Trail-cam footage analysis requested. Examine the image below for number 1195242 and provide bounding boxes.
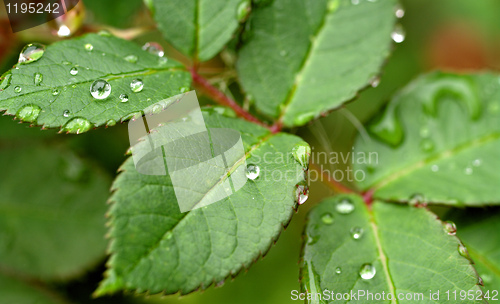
[6,2,60,14]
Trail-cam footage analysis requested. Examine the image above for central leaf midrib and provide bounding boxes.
[370,131,500,193]
[123,130,275,276]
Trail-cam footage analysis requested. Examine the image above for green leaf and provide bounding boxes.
[148,0,244,62]
[96,110,308,295]
[237,0,396,127]
[0,273,65,304]
[446,208,500,301]
[82,0,144,28]
[0,33,191,133]
[301,195,485,303]
[0,145,110,280]
[354,72,500,206]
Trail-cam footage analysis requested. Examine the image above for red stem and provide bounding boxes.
[362,188,375,207]
[190,67,276,131]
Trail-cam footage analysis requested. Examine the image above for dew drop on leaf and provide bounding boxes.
[52,88,60,96]
[335,267,342,274]
[70,67,79,76]
[420,139,435,152]
[359,263,376,280]
[458,244,473,261]
[408,193,425,206]
[62,117,92,134]
[335,198,355,214]
[106,119,117,127]
[431,165,439,172]
[350,226,364,240]
[119,94,129,103]
[295,182,309,205]
[246,164,260,180]
[180,86,189,93]
[351,0,360,5]
[18,43,45,64]
[394,4,405,18]
[34,72,43,86]
[391,25,406,43]
[16,105,41,122]
[443,221,457,236]
[0,73,12,90]
[98,30,112,37]
[321,213,334,225]
[142,42,164,57]
[124,55,138,63]
[63,110,70,117]
[14,86,22,93]
[370,76,380,88]
[85,43,93,51]
[327,0,340,12]
[464,167,473,175]
[158,57,168,66]
[90,79,111,99]
[130,79,144,93]
[292,142,311,169]
[236,0,251,22]
[472,159,482,167]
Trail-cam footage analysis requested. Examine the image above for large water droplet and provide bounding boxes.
[295,182,309,205]
[16,105,41,122]
[63,110,70,118]
[85,43,93,51]
[335,267,342,274]
[130,79,144,93]
[359,264,376,280]
[14,86,22,93]
[458,244,473,261]
[237,0,251,22]
[246,164,260,180]
[391,25,406,43]
[142,42,164,57]
[119,94,129,103]
[292,142,311,170]
[62,117,92,134]
[0,73,12,90]
[34,72,43,86]
[124,54,138,63]
[350,227,364,240]
[336,198,355,214]
[394,4,405,18]
[18,43,45,64]
[443,221,457,236]
[70,67,79,76]
[321,213,334,225]
[90,79,111,99]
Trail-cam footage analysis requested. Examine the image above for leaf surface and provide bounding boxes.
[301,195,485,303]
[0,33,190,133]
[96,109,308,295]
[0,273,64,304]
[354,72,500,206]
[237,0,396,126]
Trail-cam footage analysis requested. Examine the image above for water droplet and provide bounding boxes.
[246,164,260,180]
[0,73,12,90]
[420,139,435,152]
[158,57,168,66]
[394,4,405,18]
[409,193,425,206]
[335,267,342,274]
[70,67,78,76]
[321,213,334,225]
[98,30,112,37]
[123,111,143,121]
[57,25,71,37]
[63,110,70,117]
[328,0,340,12]
[280,50,287,57]
[431,164,439,172]
[52,88,60,96]
[359,264,376,280]
[180,86,189,93]
[369,105,403,147]
[16,105,41,122]
[370,76,380,88]
[90,79,111,99]
[62,117,92,134]
[295,182,309,205]
[29,74,42,88]
[130,79,144,93]
[142,42,164,57]
[335,198,355,214]
[14,86,22,93]
[443,221,457,236]
[237,0,251,22]
[391,25,406,43]
[351,0,360,5]
[292,142,311,169]
[211,106,236,117]
[350,227,364,240]
[85,43,93,51]
[18,43,45,64]
[106,119,117,127]
[124,54,138,63]
[472,159,482,167]
[458,244,473,261]
[465,167,473,175]
[119,94,129,103]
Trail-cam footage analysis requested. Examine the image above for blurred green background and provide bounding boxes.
[1,0,500,303]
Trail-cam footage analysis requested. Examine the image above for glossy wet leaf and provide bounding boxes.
[0,146,110,279]
[148,0,242,62]
[446,208,500,300]
[82,0,144,28]
[301,195,485,303]
[0,273,64,304]
[96,110,308,295]
[355,73,500,206]
[0,33,190,133]
[237,0,396,127]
